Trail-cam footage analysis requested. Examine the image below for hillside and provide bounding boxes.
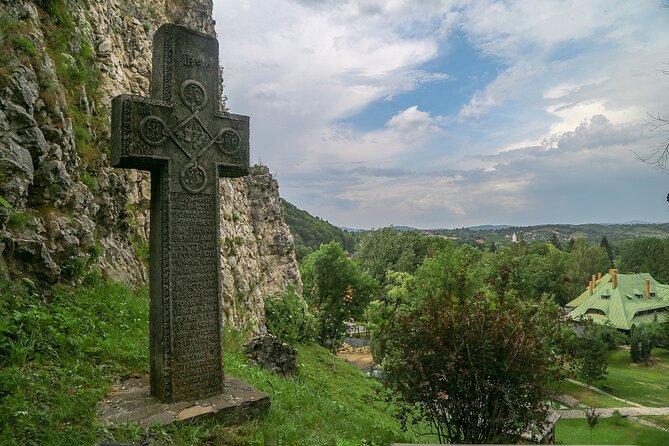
[414,222,669,247]
[282,199,356,259]
[0,279,416,445]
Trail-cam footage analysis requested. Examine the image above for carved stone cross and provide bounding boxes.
[111,24,249,402]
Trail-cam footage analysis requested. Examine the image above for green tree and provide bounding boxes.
[300,242,379,350]
[630,324,654,364]
[355,228,449,286]
[618,238,669,283]
[565,238,611,299]
[264,286,318,345]
[576,336,608,386]
[599,235,615,266]
[380,291,564,444]
[549,232,562,250]
[585,406,600,444]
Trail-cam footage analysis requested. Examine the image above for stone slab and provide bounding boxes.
[98,375,269,427]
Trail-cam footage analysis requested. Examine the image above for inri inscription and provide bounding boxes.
[110,24,250,402]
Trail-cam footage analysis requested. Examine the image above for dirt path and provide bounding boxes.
[337,351,375,370]
[337,344,375,372]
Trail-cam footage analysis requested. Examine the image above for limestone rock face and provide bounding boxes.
[0,0,301,334]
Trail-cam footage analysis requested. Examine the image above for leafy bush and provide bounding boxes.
[630,324,654,364]
[380,291,564,444]
[301,242,379,350]
[264,286,317,345]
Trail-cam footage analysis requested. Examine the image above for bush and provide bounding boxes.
[265,286,317,345]
[380,292,564,444]
[630,324,653,364]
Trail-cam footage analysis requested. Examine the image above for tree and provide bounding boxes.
[585,406,600,444]
[379,277,564,443]
[630,324,654,364]
[264,286,317,345]
[549,232,562,250]
[565,238,611,299]
[300,242,379,350]
[576,337,608,386]
[618,238,669,283]
[599,235,615,266]
[355,228,449,286]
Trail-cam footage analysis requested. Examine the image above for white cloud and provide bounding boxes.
[214,0,669,228]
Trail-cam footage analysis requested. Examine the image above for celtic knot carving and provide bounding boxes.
[136,79,241,193]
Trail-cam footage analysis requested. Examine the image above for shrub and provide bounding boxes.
[265,286,317,345]
[380,292,564,444]
[630,324,653,364]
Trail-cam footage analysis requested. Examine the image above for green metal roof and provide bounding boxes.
[567,273,669,331]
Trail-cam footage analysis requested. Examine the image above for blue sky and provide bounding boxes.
[214,0,669,229]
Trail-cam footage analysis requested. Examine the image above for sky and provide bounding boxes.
[213,0,669,229]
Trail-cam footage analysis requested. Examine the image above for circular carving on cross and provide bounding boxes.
[180,162,207,193]
[180,80,208,111]
[215,128,241,154]
[139,116,167,145]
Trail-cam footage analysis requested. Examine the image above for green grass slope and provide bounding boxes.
[598,348,669,407]
[0,279,414,445]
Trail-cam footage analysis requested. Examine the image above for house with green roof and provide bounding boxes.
[566,270,669,331]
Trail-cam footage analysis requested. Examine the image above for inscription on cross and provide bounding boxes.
[111,24,250,402]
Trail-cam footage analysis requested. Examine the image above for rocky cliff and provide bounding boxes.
[0,0,301,333]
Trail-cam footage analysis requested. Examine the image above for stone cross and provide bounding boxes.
[111,24,249,402]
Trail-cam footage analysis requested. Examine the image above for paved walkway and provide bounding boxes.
[559,406,669,419]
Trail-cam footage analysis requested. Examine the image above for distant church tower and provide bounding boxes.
[512,232,518,243]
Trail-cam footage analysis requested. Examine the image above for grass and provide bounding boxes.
[548,379,626,408]
[0,278,419,445]
[596,348,669,407]
[638,415,669,430]
[0,279,148,445]
[556,417,669,445]
[550,347,669,409]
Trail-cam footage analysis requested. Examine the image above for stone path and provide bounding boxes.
[558,406,669,419]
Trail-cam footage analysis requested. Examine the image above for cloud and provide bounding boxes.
[214,0,669,228]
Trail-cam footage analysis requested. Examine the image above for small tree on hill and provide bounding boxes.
[630,324,654,364]
[300,242,379,351]
[585,406,600,444]
[380,290,564,444]
[549,232,562,250]
[599,235,615,266]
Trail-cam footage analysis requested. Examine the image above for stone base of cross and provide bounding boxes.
[111,24,249,403]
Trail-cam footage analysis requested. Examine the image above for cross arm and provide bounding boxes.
[214,112,250,179]
[111,95,172,171]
